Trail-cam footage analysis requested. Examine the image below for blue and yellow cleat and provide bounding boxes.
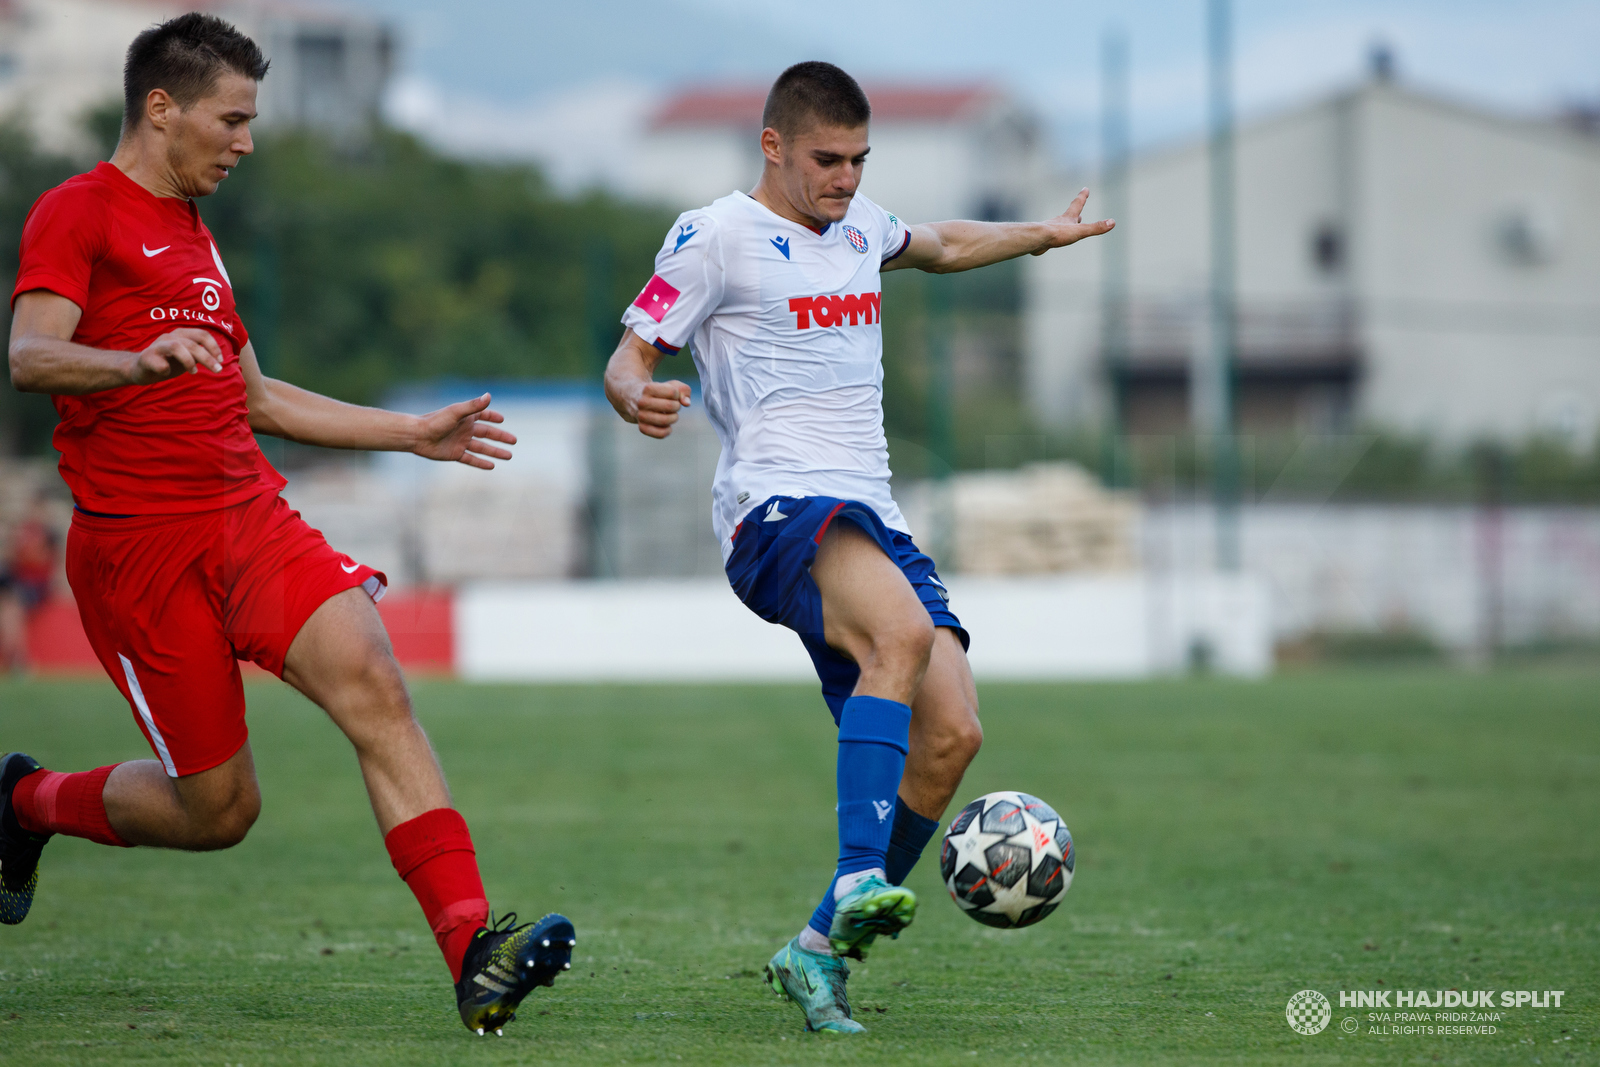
[828,874,916,960]
[0,753,50,926]
[455,912,575,1035]
[765,936,865,1034]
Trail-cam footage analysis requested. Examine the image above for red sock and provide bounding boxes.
[12,765,130,847]
[384,808,490,982]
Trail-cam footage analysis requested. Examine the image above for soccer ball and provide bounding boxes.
[940,791,1074,928]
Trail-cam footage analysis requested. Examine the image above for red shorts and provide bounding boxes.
[66,491,386,777]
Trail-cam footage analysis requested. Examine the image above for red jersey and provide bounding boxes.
[12,161,285,515]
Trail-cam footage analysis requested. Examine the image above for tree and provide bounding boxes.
[0,120,676,455]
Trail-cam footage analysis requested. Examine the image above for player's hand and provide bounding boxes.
[1031,188,1115,254]
[130,328,225,383]
[627,380,692,439]
[412,393,517,469]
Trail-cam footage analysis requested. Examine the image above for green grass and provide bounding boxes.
[1,670,1596,1065]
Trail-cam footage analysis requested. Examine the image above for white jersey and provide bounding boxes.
[621,190,914,559]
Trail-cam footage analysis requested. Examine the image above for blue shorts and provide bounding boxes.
[725,496,968,723]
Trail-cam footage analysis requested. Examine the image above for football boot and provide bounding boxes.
[455,911,575,1035]
[827,874,916,960]
[764,936,864,1034]
[0,753,50,926]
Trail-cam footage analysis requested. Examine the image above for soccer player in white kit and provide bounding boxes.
[606,62,1111,1033]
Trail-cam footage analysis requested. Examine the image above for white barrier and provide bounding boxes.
[457,572,1272,682]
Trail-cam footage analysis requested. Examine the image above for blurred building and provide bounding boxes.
[1025,71,1600,448]
[291,383,727,587]
[634,83,1042,222]
[0,0,393,156]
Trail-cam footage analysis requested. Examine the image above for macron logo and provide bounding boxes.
[873,800,893,823]
[789,292,881,330]
[770,236,790,259]
[763,501,788,522]
[142,244,170,257]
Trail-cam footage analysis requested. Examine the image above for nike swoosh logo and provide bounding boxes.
[341,562,360,573]
[142,244,170,257]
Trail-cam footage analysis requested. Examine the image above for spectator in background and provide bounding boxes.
[0,494,60,672]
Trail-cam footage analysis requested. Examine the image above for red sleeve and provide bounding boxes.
[12,185,106,310]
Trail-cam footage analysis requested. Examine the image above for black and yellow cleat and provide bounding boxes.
[0,753,51,926]
[455,911,575,1035]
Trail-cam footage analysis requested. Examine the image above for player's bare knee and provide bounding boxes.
[954,715,983,763]
[187,790,261,851]
[926,714,982,766]
[342,642,412,719]
[874,614,935,677]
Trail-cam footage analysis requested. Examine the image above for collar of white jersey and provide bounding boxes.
[735,190,840,237]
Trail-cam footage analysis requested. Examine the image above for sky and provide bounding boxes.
[351,0,1600,191]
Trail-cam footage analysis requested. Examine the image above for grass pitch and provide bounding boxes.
[0,669,1595,1065]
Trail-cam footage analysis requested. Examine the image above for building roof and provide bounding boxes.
[650,83,1003,130]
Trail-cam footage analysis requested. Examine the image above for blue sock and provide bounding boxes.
[885,798,940,885]
[806,695,911,938]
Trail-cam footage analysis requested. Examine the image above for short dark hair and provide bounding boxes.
[123,13,269,132]
[762,61,870,139]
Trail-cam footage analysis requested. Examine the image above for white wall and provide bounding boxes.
[1145,503,1600,651]
[455,573,1273,682]
[0,0,389,155]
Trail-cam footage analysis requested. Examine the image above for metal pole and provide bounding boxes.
[1206,0,1241,571]
[251,215,283,472]
[928,274,955,478]
[1100,27,1131,489]
[926,273,955,564]
[251,219,281,379]
[586,241,618,578]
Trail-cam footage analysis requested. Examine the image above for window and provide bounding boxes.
[1311,223,1344,274]
[295,33,346,127]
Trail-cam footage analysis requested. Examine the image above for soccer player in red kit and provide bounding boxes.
[0,14,570,1036]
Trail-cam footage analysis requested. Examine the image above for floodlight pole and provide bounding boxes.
[1099,27,1131,489]
[1206,0,1241,571]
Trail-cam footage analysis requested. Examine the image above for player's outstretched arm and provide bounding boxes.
[239,343,516,468]
[9,290,225,395]
[604,328,691,440]
[883,188,1114,275]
